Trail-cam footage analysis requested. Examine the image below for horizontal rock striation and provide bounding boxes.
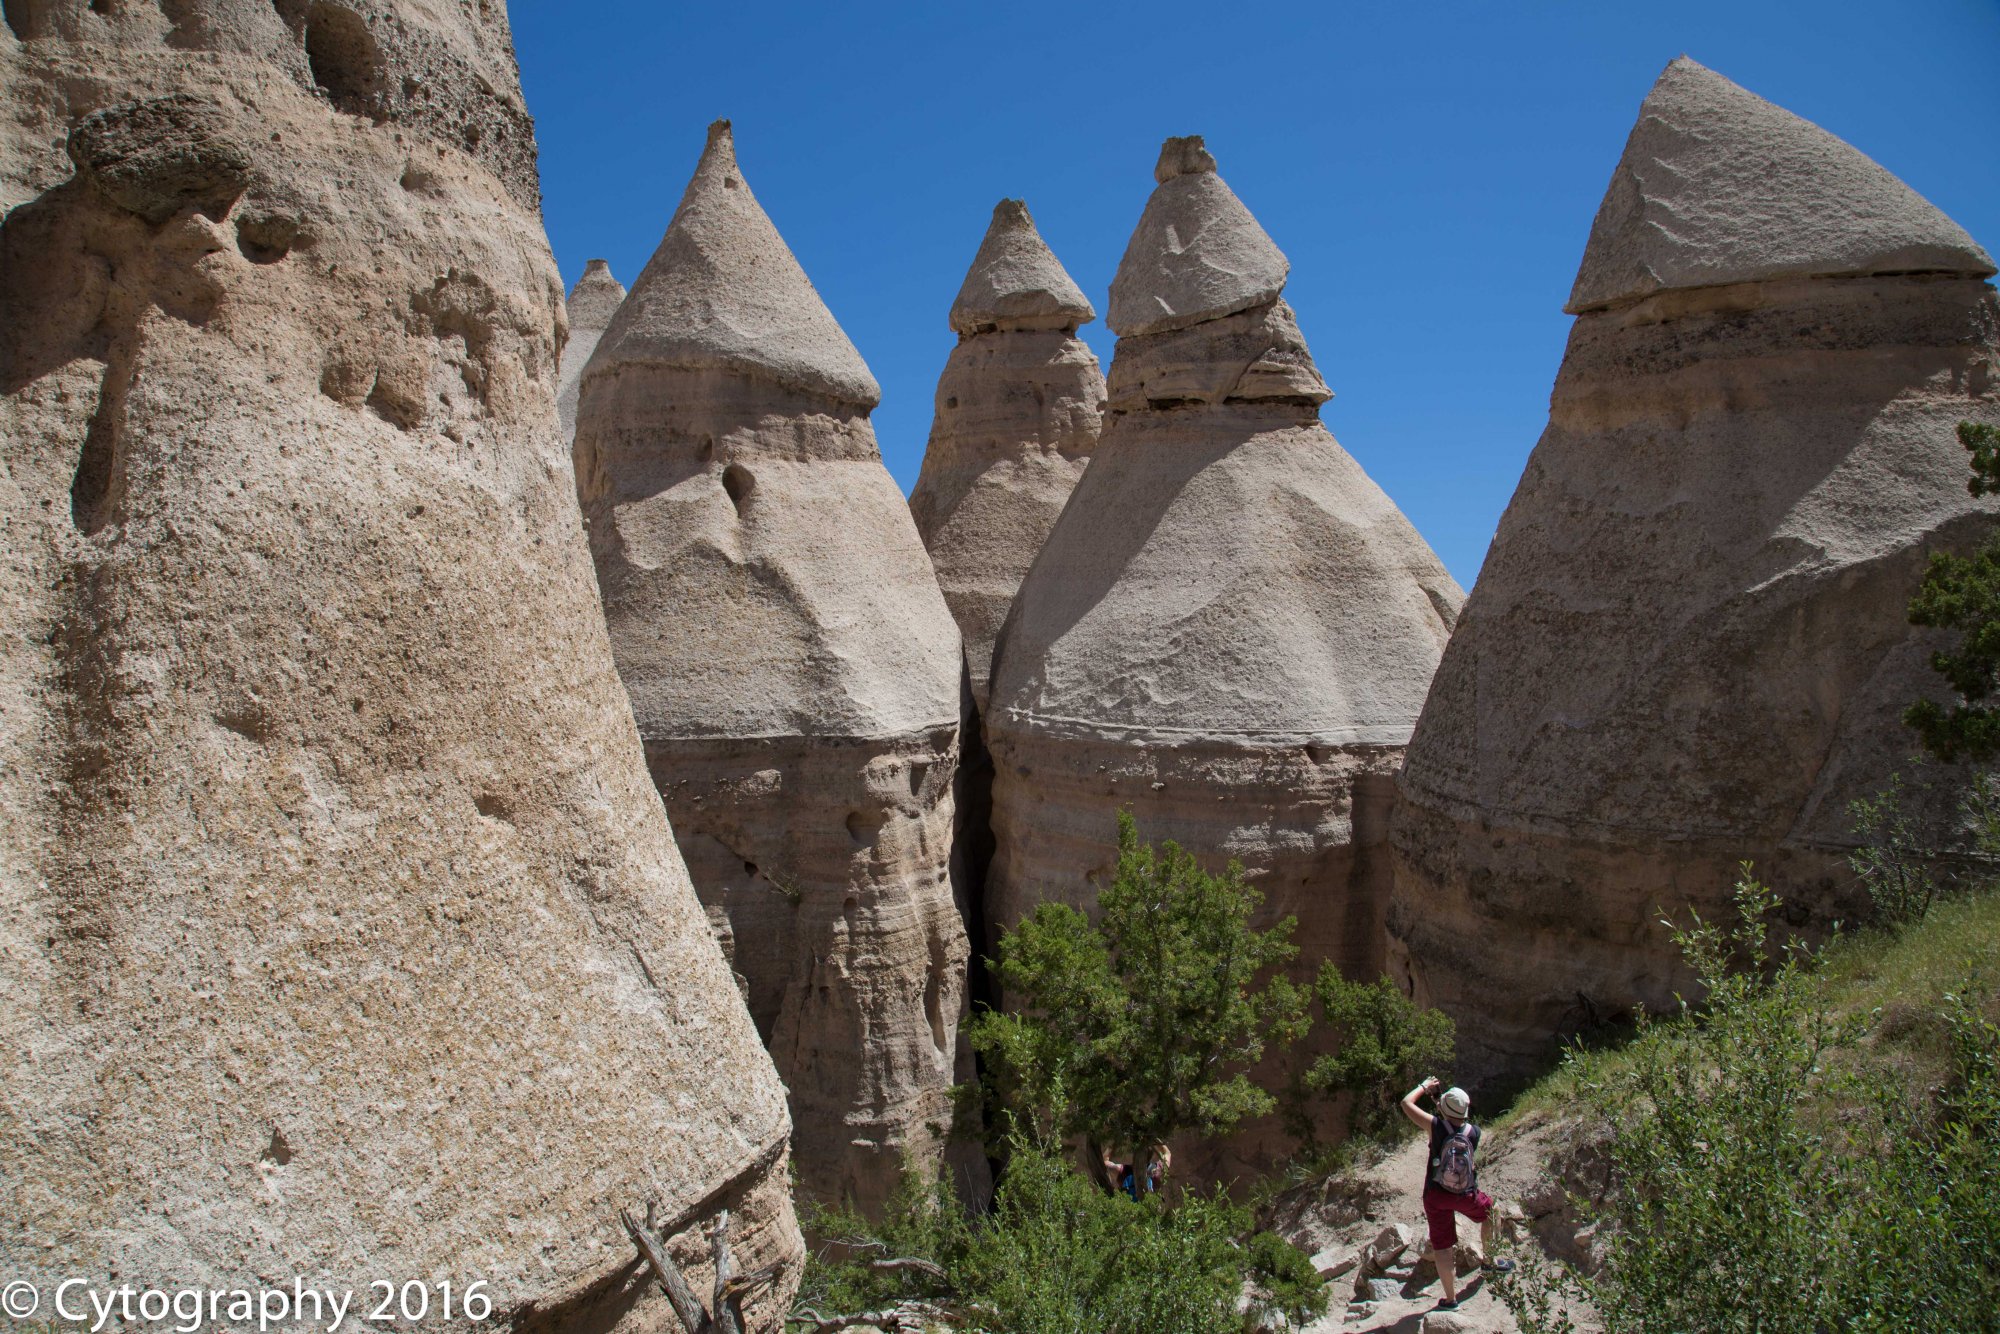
[1389,58,2000,1083]
[577,122,968,1214]
[986,137,1463,1180]
[0,6,799,1330]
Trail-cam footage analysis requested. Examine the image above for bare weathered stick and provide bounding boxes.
[709,1210,743,1334]
[621,1207,710,1334]
[788,1301,959,1332]
[861,1257,948,1282]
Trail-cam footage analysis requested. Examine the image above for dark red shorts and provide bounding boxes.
[1422,1184,1493,1251]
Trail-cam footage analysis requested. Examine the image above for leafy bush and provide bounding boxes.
[1294,969,1454,1147]
[1848,768,2000,927]
[794,1143,1328,1334]
[1499,870,2000,1334]
[964,810,1308,1156]
[1904,421,2000,764]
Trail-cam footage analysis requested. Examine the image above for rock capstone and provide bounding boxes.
[576,121,969,1214]
[0,7,799,1330]
[1390,58,2000,1082]
[1105,135,1290,337]
[1567,57,1993,312]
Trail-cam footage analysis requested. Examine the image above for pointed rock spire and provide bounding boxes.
[916,200,1105,710]
[591,120,880,406]
[948,199,1095,335]
[566,257,625,327]
[1567,57,1995,313]
[1106,135,1289,337]
[1395,60,2000,1083]
[983,138,1463,1181]
[556,258,625,438]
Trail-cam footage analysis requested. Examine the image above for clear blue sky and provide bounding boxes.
[514,0,2000,590]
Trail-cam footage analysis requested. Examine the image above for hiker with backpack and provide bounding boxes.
[1400,1075,1514,1311]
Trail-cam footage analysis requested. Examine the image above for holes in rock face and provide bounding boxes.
[262,1126,293,1166]
[907,761,928,798]
[235,212,302,264]
[474,793,512,820]
[698,436,715,462]
[721,463,754,513]
[742,860,757,877]
[1,0,25,38]
[844,811,874,846]
[303,3,386,120]
[88,0,113,13]
[944,396,958,410]
[842,894,858,911]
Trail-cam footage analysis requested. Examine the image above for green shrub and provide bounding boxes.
[1499,871,2000,1334]
[1904,421,2000,764]
[794,1143,1328,1333]
[1294,969,1454,1147]
[964,810,1308,1156]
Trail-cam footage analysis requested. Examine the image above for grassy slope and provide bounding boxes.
[1492,888,2000,1136]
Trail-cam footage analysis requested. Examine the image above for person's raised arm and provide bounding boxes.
[1400,1075,1441,1131]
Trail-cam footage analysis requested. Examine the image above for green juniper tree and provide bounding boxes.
[964,810,1309,1159]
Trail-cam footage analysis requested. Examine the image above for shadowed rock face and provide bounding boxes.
[0,5,800,1330]
[911,199,1105,712]
[576,121,967,1214]
[984,138,1462,1180]
[1390,58,2000,1085]
[558,258,625,439]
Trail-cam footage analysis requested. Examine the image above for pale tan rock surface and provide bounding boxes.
[1390,59,2000,1082]
[0,6,802,1330]
[985,138,1463,1178]
[557,257,626,440]
[912,199,1105,711]
[576,122,968,1214]
[1568,57,1994,313]
[1105,135,1289,338]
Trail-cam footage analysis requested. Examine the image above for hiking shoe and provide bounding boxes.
[1485,1257,1517,1275]
[1435,1299,1459,1311]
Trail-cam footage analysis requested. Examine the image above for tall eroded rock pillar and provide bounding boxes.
[575,121,968,1213]
[558,257,626,439]
[985,137,1464,1176]
[0,6,799,1327]
[911,198,1104,711]
[1389,58,2000,1082]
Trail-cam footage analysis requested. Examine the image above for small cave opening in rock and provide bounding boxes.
[303,3,386,121]
[1,0,34,38]
[720,463,755,513]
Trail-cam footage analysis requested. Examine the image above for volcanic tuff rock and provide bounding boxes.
[557,257,626,439]
[576,121,968,1213]
[0,3,801,1329]
[1390,58,2000,1081]
[912,198,1105,711]
[984,137,1463,1179]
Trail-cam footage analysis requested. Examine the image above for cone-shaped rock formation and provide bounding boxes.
[985,138,1464,1179]
[1391,58,2000,1082]
[912,199,1105,710]
[576,121,968,1213]
[0,9,798,1328]
[558,257,626,438]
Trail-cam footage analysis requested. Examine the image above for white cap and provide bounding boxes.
[1440,1086,1470,1119]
